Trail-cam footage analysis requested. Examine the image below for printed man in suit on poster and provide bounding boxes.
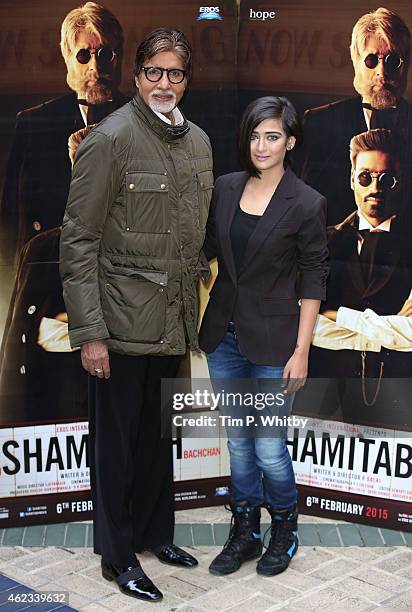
[0,2,128,424]
[304,128,412,429]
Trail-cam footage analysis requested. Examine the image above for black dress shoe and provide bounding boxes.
[101,558,163,602]
[151,544,198,567]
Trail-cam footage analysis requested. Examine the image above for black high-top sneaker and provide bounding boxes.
[256,506,298,576]
[209,501,263,575]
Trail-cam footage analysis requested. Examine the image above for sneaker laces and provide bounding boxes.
[221,505,254,556]
[263,519,293,554]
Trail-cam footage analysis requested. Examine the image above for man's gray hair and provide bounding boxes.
[134,28,192,81]
[350,7,411,69]
[60,1,124,62]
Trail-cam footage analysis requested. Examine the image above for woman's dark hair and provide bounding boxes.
[238,96,302,177]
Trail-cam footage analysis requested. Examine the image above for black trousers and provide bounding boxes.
[88,350,182,566]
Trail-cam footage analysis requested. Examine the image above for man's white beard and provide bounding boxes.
[85,80,113,104]
[368,86,398,109]
[148,91,177,115]
[68,74,113,103]
[354,75,399,109]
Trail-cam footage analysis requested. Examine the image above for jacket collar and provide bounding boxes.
[240,167,297,272]
[220,167,298,282]
[341,96,368,138]
[219,172,249,282]
[226,165,297,197]
[130,93,190,141]
[355,94,410,132]
[330,210,401,297]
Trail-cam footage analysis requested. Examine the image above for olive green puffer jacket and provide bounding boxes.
[60,94,213,355]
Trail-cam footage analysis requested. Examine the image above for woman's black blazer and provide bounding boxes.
[199,167,329,365]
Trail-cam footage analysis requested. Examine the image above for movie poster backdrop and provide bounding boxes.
[0,0,237,526]
[0,0,411,531]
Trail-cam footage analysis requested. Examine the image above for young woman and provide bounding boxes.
[199,96,328,576]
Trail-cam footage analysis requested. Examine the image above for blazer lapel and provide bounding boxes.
[347,96,368,135]
[363,232,400,297]
[218,172,249,284]
[335,214,401,298]
[58,93,86,133]
[240,167,296,272]
[329,97,366,159]
[395,97,410,132]
[72,106,85,132]
[332,213,365,294]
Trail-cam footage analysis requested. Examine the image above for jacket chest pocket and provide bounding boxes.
[125,171,170,234]
[196,170,214,229]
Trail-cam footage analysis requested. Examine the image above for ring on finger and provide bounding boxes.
[95,368,103,374]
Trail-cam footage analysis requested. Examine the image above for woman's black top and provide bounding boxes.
[230,206,261,277]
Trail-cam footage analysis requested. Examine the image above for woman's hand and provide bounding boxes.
[282,349,308,395]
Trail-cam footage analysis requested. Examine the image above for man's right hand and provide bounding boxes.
[81,340,110,378]
[322,309,338,322]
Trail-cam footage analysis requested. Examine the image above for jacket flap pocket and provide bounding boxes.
[261,298,299,316]
[126,172,169,193]
[108,267,168,286]
[196,170,214,190]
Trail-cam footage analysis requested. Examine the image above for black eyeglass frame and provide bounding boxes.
[363,52,404,72]
[355,170,398,190]
[75,46,116,65]
[141,66,187,84]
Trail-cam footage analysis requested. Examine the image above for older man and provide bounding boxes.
[298,7,412,226]
[60,28,213,601]
[0,2,128,425]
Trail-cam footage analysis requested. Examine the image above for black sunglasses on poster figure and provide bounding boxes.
[76,46,116,65]
[356,170,398,190]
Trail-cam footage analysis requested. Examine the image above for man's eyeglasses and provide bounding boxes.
[76,47,116,65]
[356,170,398,190]
[364,52,403,73]
[141,66,187,84]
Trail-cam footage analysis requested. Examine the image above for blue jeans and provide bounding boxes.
[206,331,297,510]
